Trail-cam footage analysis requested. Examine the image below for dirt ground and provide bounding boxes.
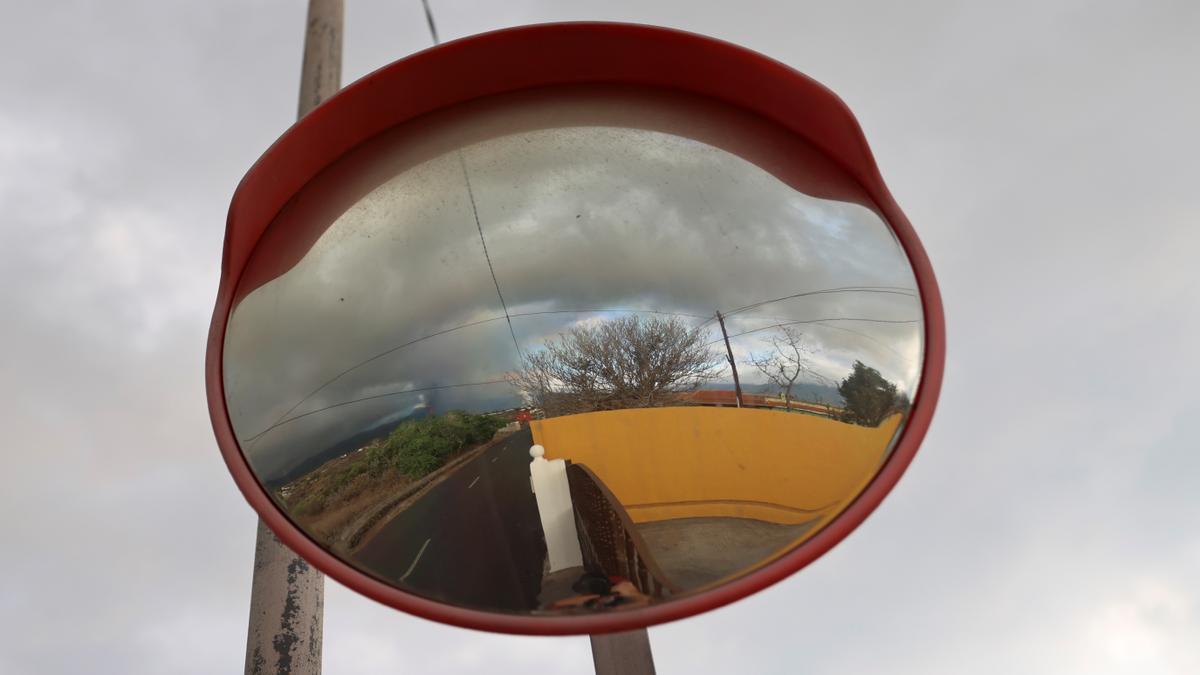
[636,516,817,590]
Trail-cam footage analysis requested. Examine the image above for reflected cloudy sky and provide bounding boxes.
[222,87,923,483]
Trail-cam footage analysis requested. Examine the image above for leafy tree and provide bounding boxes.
[837,360,904,427]
[511,315,722,417]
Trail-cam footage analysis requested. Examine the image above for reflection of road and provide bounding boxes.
[352,428,547,612]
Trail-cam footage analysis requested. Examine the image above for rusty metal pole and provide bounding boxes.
[591,630,657,675]
[244,2,342,674]
[297,0,344,121]
[245,522,325,675]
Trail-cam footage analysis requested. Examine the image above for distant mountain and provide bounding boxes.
[698,380,844,406]
[262,406,432,489]
[259,385,524,487]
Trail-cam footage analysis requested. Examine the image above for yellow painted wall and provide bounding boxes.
[531,407,902,526]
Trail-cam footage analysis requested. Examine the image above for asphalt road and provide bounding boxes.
[351,428,548,612]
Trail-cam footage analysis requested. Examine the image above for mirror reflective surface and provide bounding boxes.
[223,85,924,616]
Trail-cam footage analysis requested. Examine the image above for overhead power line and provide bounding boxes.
[246,312,920,442]
[747,315,919,365]
[242,378,511,443]
[705,316,922,347]
[722,287,917,319]
[420,0,439,45]
[458,152,523,364]
[243,312,920,443]
[246,306,711,441]
[243,288,919,442]
[695,286,918,329]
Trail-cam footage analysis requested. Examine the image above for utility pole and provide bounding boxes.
[716,311,744,407]
[591,630,657,675]
[244,3,342,674]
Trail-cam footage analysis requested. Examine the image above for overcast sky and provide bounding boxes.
[2,1,1198,674]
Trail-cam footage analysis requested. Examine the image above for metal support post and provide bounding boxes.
[591,630,657,675]
[245,521,325,674]
[244,2,342,674]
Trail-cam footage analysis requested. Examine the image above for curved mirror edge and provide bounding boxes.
[222,83,925,616]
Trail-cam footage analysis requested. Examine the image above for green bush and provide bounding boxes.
[293,493,326,516]
[372,412,504,479]
[283,412,507,518]
[333,462,367,490]
[465,412,506,444]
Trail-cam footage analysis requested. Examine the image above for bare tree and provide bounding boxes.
[747,326,825,410]
[510,315,723,417]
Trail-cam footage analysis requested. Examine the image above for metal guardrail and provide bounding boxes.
[565,463,681,598]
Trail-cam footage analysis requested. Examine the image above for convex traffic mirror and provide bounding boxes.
[207,23,945,635]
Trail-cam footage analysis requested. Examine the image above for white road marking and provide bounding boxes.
[491,457,498,463]
[399,538,431,582]
[468,475,481,489]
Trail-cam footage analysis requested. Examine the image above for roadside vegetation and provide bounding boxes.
[281,411,508,524]
[364,412,506,479]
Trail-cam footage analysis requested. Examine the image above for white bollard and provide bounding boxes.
[529,445,584,572]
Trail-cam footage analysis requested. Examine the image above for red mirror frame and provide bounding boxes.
[206,22,945,636]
